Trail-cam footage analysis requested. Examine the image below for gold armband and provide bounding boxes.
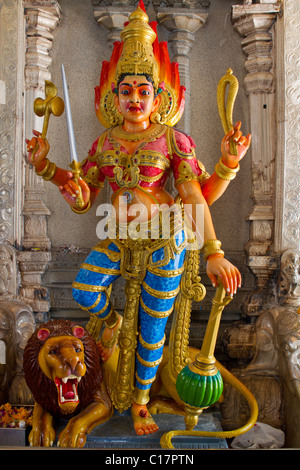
[201,239,224,261]
[70,200,91,214]
[35,158,57,181]
[215,158,239,181]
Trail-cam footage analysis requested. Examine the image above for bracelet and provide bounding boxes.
[201,239,225,261]
[70,199,91,214]
[35,158,57,181]
[35,158,50,176]
[43,161,57,180]
[215,158,240,181]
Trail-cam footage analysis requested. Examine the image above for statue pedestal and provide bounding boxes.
[84,409,227,449]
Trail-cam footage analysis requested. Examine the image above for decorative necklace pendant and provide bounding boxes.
[113,155,140,188]
[122,190,135,204]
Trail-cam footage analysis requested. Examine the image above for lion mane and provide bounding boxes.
[23,319,103,418]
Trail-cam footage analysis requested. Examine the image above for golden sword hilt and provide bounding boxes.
[69,159,86,209]
[217,68,239,156]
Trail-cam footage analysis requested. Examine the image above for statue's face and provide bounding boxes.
[115,75,160,125]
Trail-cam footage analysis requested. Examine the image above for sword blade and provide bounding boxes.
[61,64,78,162]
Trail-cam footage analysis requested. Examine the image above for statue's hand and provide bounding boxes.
[206,253,241,296]
[59,174,90,209]
[26,129,49,167]
[221,121,251,169]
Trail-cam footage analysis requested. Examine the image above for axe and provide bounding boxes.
[31,81,64,160]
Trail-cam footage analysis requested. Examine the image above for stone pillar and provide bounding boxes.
[18,1,61,320]
[157,9,208,135]
[232,2,281,317]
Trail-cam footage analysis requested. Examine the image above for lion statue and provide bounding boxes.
[23,319,112,447]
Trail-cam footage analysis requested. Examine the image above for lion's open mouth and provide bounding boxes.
[54,375,81,404]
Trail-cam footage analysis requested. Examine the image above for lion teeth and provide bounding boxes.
[61,375,81,383]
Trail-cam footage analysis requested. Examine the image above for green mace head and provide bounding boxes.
[176,363,223,409]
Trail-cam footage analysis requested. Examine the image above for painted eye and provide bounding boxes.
[121,90,130,95]
[140,90,150,96]
[49,349,57,355]
[75,347,81,353]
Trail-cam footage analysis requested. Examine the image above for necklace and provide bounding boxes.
[111,124,165,142]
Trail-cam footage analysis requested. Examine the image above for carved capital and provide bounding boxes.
[157,10,208,63]
[232,3,281,94]
[24,1,61,89]
[93,7,130,45]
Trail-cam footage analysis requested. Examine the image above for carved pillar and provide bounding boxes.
[23,1,61,250]
[232,2,281,316]
[93,2,131,48]
[18,1,61,319]
[157,8,209,135]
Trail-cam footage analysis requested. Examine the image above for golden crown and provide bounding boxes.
[95,1,185,128]
[116,6,159,89]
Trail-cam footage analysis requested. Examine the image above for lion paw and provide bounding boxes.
[57,419,87,448]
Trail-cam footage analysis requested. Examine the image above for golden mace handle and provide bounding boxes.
[217,68,239,156]
[191,280,233,374]
[32,81,64,161]
[33,81,64,139]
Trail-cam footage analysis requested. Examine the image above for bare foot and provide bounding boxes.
[97,314,122,362]
[131,402,159,436]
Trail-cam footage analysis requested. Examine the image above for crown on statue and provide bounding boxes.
[95,0,185,128]
[116,4,159,89]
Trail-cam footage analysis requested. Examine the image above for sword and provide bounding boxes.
[61,64,85,208]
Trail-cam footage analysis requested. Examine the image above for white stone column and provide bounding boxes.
[23,1,61,251]
[18,1,61,319]
[232,2,281,316]
[157,10,208,135]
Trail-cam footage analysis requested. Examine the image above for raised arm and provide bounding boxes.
[200,122,251,205]
[26,131,103,213]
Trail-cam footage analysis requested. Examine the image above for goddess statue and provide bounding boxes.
[26,2,251,436]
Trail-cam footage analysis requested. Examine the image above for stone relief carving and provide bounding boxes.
[221,249,300,441]
[0,0,19,245]
[0,300,35,405]
[281,0,300,251]
[0,243,18,301]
